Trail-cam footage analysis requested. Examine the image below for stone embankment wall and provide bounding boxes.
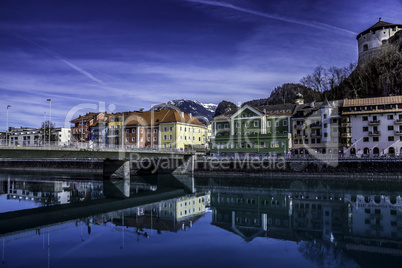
[194,159,402,177]
[0,159,103,173]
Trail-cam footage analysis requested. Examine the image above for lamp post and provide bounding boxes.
[43,112,46,146]
[6,105,11,146]
[47,99,51,147]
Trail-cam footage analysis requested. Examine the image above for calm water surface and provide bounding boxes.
[1,172,402,268]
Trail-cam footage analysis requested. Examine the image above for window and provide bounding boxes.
[388,125,394,131]
[362,116,368,121]
[169,134,172,140]
[311,139,315,144]
[282,141,286,148]
[132,138,135,142]
[163,127,167,131]
[363,44,368,51]
[317,138,321,143]
[388,136,394,141]
[363,127,368,132]
[132,129,135,133]
[140,128,143,133]
[126,129,129,133]
[324,132,328,137]
[217,125,221,130]
[387,115,394,120]
[224,124,228,129]
[283,120,287,126]
[245,122,249,128]
[304,139,308,144]
[163,135,167,141]
[169,126,173,131]
[275,121,279,127]
[254,121,258,127]
[363,137,369,142]
[324,114,327,119]
[267,121,271,127]
[373,137,379,142]
[324,123,328,128]
[236,122,240,128]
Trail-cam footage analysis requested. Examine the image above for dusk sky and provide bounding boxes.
[1,0,401,128]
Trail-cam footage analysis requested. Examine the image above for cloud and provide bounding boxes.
[186,0,357,36]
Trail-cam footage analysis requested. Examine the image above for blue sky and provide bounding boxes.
[1,0,401,128]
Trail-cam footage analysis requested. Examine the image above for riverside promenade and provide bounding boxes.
[1,147,401,177]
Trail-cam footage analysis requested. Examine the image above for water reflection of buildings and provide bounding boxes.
[344,194,402,255]
[208,183,402,257]
[111,193,210,233]
[211,191,292,241]
[5,179,103,205]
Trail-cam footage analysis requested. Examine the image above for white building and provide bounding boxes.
[54,127,71,146]
[7,127,71,147]
[342,96,402,157]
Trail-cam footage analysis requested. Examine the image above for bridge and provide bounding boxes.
[0,147,201,179]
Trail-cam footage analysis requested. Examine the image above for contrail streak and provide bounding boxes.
[8,30,105,85]
[187,0,357,36]
[55,56,105,85]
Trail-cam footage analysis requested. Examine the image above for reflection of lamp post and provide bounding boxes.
[2,237,6,264]
[47,99,51,147]
[6,105,11,146]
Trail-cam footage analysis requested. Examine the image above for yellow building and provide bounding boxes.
[158,109,207,151]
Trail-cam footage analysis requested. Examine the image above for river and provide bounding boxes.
[0,171,401,268]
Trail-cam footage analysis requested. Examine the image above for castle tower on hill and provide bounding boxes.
[357,18,402,64]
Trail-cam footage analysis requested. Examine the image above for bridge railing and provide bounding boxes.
[0,141,205,154]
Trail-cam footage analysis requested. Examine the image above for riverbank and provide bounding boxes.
[0,157,401,178]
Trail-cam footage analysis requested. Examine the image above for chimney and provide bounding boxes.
[181,112,184,117]
[190,113,192,118]
[310,101,315,108]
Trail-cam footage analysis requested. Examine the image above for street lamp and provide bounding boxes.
[43,112,46,146]
[6,105,11,146]
[47,99,51,147]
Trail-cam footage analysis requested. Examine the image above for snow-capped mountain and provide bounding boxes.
[151,99,217,124]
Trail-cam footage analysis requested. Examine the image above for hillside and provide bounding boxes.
[244,83,322,106]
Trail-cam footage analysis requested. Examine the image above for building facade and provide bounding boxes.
[209,104,294,157]
[342,96,402,157]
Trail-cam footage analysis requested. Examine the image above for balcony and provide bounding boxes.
[310,123,321,129]
[341,133,351,138]
[294,134,306,138]
[394,119,402,125]
[368,120,380,126]
[368,131,381,136]
[341,123,351,128]
[395,131,402,136]
[310,133,321,137]
[294,124,306,129]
